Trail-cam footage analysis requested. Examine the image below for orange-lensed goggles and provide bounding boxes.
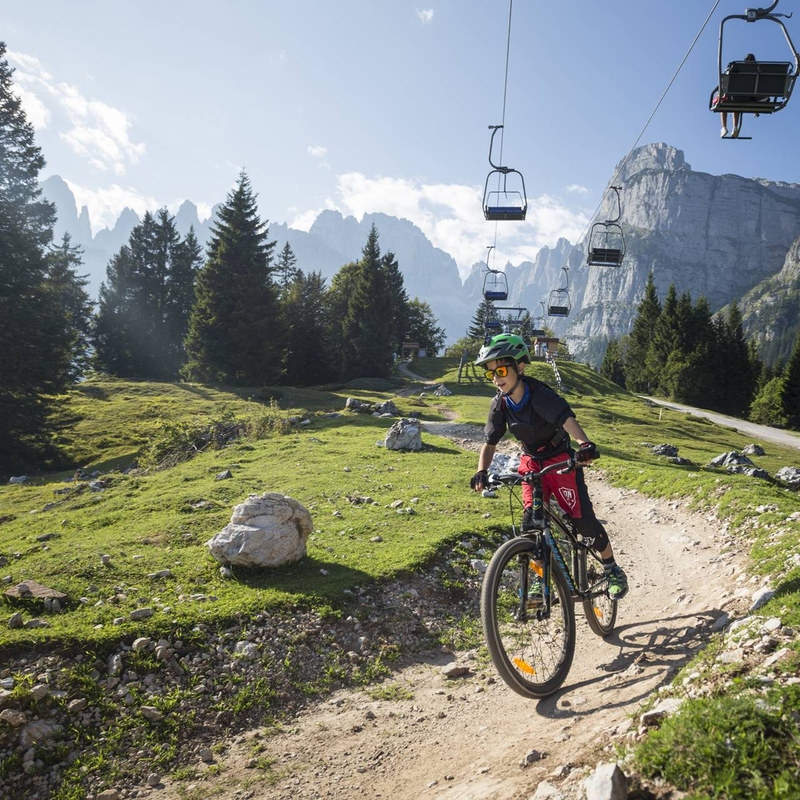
[484,365,511,381]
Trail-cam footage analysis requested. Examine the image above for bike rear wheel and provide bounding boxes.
[578,545,617,636]
[481,536,576,698]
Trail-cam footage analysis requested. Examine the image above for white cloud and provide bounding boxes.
[565,183,590,195]
[64,179,159,234]
[415,8,434,23]
[14,86,50,129]
[196,202,213,223]
[307,145,328,158]
[7,49,145,176]
[294,172,589,279]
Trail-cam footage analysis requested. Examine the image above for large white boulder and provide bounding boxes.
[206,493,312,568]
[385,418,423,451]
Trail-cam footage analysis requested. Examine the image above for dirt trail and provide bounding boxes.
[167,424,747,800]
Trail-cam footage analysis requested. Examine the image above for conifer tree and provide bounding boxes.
[283,270,329,385]
[340,225,393,379]
[47,234,93,381]
[624,272,661,393]
[718,301,756,417]
[0,42,72,469]
[382,250,409,356]
[275,242,299,291]
[165,226,203,376]
[468,297,496,340]
[646,283,679,393]
[781,330,800,429]
[184,172,281,384]
[324,261,360,379]
[600,339,626,387]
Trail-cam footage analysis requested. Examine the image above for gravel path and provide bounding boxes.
[642,396,800,452]
[165,423,749,800]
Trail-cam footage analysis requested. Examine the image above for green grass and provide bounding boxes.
[367,682,414,701]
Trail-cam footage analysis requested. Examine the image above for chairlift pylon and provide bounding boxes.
[482,125,528,221]
[587,186,626,268]
[709,0,800,124]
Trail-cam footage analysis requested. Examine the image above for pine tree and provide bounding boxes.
[781,330,800,429]
[624,272,661,393]
[324,261,360,380]
[340,225,393,379]
[406,299,446,355]
[600,339,626,387]
[718,301,756,417]
[183,172,282,384]
[646,283,679,393]
[468,297,496,340]
[275,242,299,291]
[0,42,72,469]
[382,251,409,356]
[47,234,93,381]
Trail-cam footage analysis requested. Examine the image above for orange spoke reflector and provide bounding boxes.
[593,606,603,618]
[513,657,536,676]
[529,560,543,577]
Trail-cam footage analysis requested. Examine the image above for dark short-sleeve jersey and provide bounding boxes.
[484,376,576,459]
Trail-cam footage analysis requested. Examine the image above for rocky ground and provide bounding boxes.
[2,412,796,800]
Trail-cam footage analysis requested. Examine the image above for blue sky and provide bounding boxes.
[3,0,799,277]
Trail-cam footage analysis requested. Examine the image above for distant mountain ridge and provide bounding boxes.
[39,146,800,354]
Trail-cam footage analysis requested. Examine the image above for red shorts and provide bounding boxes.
[519,453,583,518]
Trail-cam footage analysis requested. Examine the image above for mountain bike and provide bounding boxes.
[479,457,617,698]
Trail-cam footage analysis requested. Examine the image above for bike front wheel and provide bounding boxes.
[481,537,576,698]
[578,546,617,637]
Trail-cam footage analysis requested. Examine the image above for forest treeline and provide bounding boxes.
[0,44,444,471]
[600,272,800,430]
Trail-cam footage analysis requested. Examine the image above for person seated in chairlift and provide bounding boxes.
[717,53,761,138]
[469,333,629,602]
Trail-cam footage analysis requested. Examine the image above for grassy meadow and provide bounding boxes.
[2,358,800,798]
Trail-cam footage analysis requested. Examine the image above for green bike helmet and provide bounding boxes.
[475,333,531,367]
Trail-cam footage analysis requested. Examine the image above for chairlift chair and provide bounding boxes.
[482,125,528,221]
[547,289,571,317]
[482,269,509,301]
[709,1,800,120]
[587,186,626,267]
[494,307,526,325]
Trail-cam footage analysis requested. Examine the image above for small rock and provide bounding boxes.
[370,536,383,543]
[199,747,214,763]
[97,791,121,800]
[147,773,161,787]
[215,470,233,480]
[130,607,154,621]
[441,664,470,679]
[141,706,164,722]
[8,612,23,629]
[711,613,731,632]
[68,698,87,713]
[583,762,627,800]
[132,637,152,650]
[30,684,48,702]
[531,780,565,799]
[750,588,777,612]
[0,709,26,727]
[101,554,112,566]
[743,444,765,456]
[763,647,790,669]
[108,654,123,676]
[8,475,27,484]
[234,641,258,660]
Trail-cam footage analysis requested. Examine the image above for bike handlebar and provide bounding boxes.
[487,456,578,487]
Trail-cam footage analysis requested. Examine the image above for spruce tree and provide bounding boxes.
[340,225,393,379]
[325,261,360,379]
[183,172,282,384]
[382,251,409,357]
[646,283,679,394]
[781,330,800,429]
[719,302,756,417]
[283,270,329,385]
[47,234,93,381]
[624,272,661,393]
[275,242,299,291]
[600,339,626,387]
[468,297,496,340]
[0,42,72,469]
[165,226,203,377]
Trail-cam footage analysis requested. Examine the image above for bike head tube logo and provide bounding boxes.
[532,498,542,509]
[558,487,577,510]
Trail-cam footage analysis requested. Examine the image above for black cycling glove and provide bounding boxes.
[470,470,488,491]
[576,441,599,463]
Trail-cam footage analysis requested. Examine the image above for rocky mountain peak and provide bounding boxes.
[617,143,688,180]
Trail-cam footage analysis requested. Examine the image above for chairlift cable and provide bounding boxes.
[552,0,722,278]
[492,0,515,258]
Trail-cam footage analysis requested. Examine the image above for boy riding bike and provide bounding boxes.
[469,333,628,601]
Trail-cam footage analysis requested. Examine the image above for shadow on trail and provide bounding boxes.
[534,609,719,720]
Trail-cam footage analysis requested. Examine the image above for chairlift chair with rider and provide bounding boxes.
[482,125,528,221]
[709,1,800,124]
[587,186,626,267]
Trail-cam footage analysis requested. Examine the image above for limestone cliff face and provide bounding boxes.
[567,143,800,364]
